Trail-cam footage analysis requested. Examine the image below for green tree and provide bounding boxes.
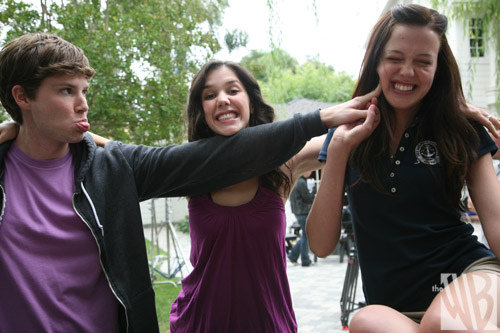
[241,50,355,105]
[261,58,355,104]
[240,48,298,82]
[224,28,248,53]
[431,0,500,108]
[0,0,229,145]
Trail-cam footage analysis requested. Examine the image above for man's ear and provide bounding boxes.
[11,85,30,110]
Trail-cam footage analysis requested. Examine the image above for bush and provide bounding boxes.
[175,215,190,234]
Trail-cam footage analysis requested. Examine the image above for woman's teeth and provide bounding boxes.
[394,83,414,91]
[218,113,237,121]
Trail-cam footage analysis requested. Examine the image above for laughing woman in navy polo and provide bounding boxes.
[307,4,500,332]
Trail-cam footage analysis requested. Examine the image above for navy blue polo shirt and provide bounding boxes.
[319,122,496,312]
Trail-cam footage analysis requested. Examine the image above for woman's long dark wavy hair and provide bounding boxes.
[351,4,478,211]
[186,60,291,196]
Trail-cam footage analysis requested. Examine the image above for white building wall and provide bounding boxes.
[487,43,498,112]
[452,15,496,112]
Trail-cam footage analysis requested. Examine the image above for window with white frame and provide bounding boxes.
[469,18,485,57]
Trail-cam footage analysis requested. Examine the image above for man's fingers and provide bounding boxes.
[488,116,500,138]
[365,84,382,100]
[354,84,382,106]
[481,111,500,138]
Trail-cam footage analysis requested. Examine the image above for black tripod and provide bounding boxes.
[339,207,365,330]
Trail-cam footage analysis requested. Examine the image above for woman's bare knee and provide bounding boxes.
[349,304,419,333]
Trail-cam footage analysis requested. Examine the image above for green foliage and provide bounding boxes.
[0,0,229,145]
[262,58,355,104]
[241,50,355,104]
[0,111,10,123]
[431,0,500,108]
[175,215,190,234]
[240,48,298,81]
[224,28,248,53]
[265,0,281,48]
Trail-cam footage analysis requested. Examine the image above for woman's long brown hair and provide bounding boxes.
[186,60,291,196]
[351,4,478,211]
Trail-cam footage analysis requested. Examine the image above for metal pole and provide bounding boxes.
[166,198,171,276]
[149,199,156,281]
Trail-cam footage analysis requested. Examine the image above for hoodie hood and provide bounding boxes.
[71,132,96,185]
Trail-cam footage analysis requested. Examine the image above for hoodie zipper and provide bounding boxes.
[73,183,130,332]
[0,184,5,224]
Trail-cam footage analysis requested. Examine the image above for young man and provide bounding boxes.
[288,171,316,267]
[0,33,330,332]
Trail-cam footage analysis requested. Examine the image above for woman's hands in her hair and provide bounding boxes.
[0,121,20,144]
[464,103,500,138]
[319,85,381,129]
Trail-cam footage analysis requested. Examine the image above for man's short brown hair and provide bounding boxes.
[0,33,95,124]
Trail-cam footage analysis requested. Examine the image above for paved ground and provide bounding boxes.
[287,255,364,332]
[145,222,365,332]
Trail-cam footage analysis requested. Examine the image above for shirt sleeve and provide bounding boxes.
[473,121,498,158]
[116,110,328,199]
[318,128,335,162]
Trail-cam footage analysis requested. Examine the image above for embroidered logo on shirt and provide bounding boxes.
[415,141,440,165]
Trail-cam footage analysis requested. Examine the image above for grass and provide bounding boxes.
[145,238,183,333]
[154,279,181,332]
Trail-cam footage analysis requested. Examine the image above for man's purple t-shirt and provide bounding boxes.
[0,143,118,332]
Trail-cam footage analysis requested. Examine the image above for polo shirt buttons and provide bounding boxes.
[395,160,401,165]
[391,187,397,193]
[404,133,410,138]
[399,147,405,152]
[390,172,395,177]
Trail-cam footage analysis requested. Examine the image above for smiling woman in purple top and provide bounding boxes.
[168,60,381,332]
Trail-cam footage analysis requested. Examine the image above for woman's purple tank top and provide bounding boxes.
[170,186,297,332]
